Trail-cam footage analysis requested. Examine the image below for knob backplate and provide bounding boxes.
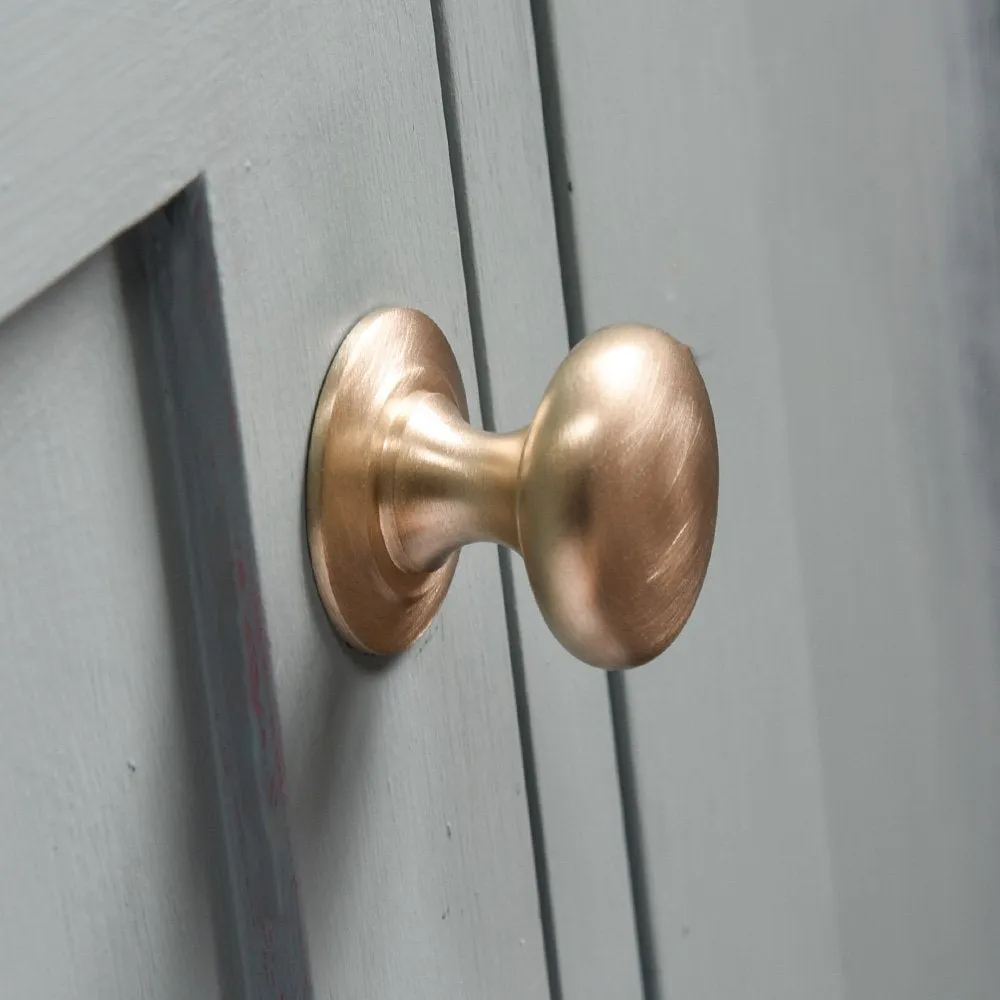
[306,307,467,654]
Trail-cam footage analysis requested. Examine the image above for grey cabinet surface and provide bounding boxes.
[1,4,555,998]
[2,2,999,999]
[536,2,1000,999]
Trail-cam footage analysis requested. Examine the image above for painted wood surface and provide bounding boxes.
[535,1,847,998]
[431,1,644,996]
[0,3,551,997]
[0,251,221,999]
[121,184,312,1000]
[202,4,548,996]
[0,0,232,320]
[539,0,1000,997]
[746,3,1000,997]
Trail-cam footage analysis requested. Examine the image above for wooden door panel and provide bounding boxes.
[0,250,221,999]
[430,1,644,996]
[199,5,549,994]
[533,1,846,998]
[747,3,1000,996]
[1,3,552,998]
[536,0,1000,998]
[0,0,236,321]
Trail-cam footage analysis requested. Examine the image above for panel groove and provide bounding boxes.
[119,181,312,1000]
[608,676,662,1000]
[529,3,659,997]
[528,0,586,348]
[428,4,563,997]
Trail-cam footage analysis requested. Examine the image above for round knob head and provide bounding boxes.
[517,324,719,668]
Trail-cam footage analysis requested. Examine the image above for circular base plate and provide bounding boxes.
[306,307,468,654]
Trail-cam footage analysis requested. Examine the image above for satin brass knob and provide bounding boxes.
[306,307,718,668]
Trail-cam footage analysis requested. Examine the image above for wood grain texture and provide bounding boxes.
[0,251,221,999]
[0,0,240,321]
[1,2,551,997]
[537,1,846,997]
[431,2,643,997]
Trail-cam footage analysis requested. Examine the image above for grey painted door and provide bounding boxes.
[532,1,1000,999]
[0,3,620,997]
[6,1,1000,999]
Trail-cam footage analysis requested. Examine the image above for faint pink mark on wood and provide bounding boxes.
[267,707,287,811]
[233,552,289,820]
[243,615,267,751]
[240,583,270,755]
[261,918,277,988]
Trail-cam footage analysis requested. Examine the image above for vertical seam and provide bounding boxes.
[528,2,662,997]
[428,3,564,997]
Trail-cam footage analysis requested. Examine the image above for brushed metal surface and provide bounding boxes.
[307,307,718,668]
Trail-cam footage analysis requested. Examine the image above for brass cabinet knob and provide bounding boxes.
[306,307,718,668]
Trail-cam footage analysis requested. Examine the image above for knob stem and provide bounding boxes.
[379,391,526,573]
